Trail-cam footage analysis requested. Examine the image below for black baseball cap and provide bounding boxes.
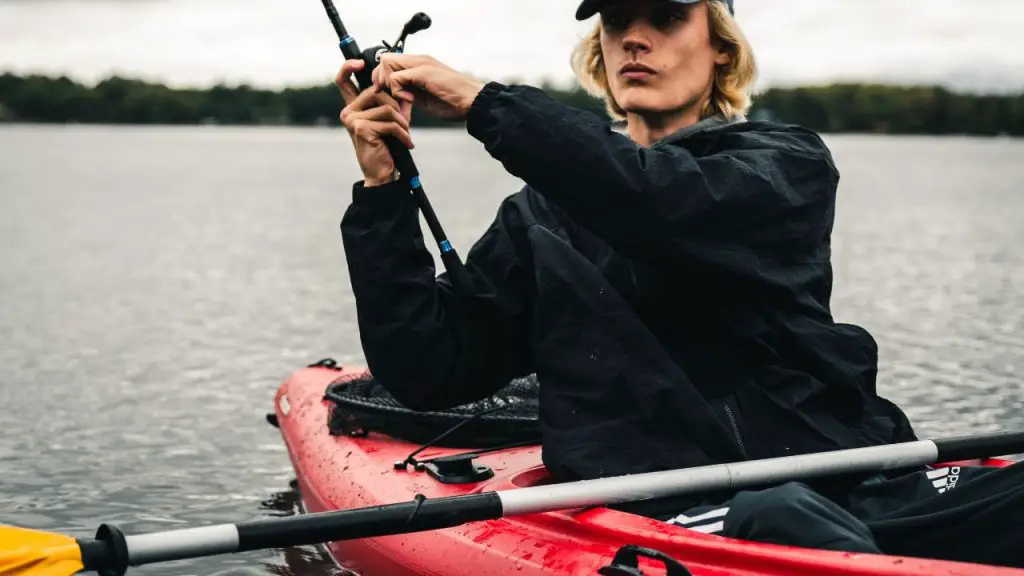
[575,0,734,21]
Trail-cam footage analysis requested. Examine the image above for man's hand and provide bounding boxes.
[371,54,486,121]
[337,59,414,187]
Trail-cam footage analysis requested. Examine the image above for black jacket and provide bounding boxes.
[340,81,917,493]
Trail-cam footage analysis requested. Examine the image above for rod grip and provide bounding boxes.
[386,138,421,180]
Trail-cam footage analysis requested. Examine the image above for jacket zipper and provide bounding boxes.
[632,260,747,459]
[722,403,748,458]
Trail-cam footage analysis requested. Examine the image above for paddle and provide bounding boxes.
[4,431,1023,576]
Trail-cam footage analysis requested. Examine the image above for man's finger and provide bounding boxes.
[375,121,415,150]
[357,120,414,150]
[378,53,433,69]
[371,65,385,94]
[350,104,410,132]
[375,53,435,93]
[344,90,405,125]
[349,86,392,111]
[372,62,393,95]
[373,89,404,112]
[340,91,373,125]
[389,69,425,103]
[349,87,377,109]
[335,59,365,103]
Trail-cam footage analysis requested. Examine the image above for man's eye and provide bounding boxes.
[651,7,689,28]
[601,11,630,31]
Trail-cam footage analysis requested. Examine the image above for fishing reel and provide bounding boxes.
[383,12,432,55]
[352,12,432,90]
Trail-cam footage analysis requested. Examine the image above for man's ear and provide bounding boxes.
[714,46,731,66]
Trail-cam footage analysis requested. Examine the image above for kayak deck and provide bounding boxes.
[273,364,1022,576]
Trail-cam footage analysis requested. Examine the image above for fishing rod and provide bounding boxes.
[319,0,474,296]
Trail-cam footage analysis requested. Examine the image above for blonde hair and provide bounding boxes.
[570,1,758,121]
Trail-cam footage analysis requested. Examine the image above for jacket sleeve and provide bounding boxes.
[340,180,533,411]
[465,82,838,267]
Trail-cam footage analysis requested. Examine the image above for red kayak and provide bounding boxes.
[273,362,1022,576]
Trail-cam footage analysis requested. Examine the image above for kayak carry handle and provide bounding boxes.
[597,544,693,576]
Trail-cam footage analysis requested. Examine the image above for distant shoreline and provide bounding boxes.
[2,72,1022,137]
[1,122,1020,141]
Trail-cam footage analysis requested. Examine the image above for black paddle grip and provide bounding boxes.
[78,524,129,576]
[935,431,1024,462]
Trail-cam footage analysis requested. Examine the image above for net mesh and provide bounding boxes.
[324,373,541,447]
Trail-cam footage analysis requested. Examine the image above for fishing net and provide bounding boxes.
[324,372,541,448]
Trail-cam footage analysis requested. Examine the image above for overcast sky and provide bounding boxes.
[2,0,1023,93]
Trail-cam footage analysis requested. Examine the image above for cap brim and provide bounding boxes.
[574,0,607,20]
[575,0,707,21]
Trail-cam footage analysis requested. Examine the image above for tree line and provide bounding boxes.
[1,72,1021,136]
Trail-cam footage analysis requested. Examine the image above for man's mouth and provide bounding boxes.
[619,62,656,80]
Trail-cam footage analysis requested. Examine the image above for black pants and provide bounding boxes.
[661,461,1024,568]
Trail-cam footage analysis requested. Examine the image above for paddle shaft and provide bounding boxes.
[78,432,1024,573]
[321,0,474,295]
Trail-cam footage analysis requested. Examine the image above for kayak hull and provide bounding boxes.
[273,364,1023,576]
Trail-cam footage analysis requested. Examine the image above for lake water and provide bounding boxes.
[1,125,1022,575]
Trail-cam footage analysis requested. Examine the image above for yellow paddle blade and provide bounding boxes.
[0,525,84,576]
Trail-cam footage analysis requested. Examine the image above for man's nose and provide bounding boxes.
[621,21,652,54]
